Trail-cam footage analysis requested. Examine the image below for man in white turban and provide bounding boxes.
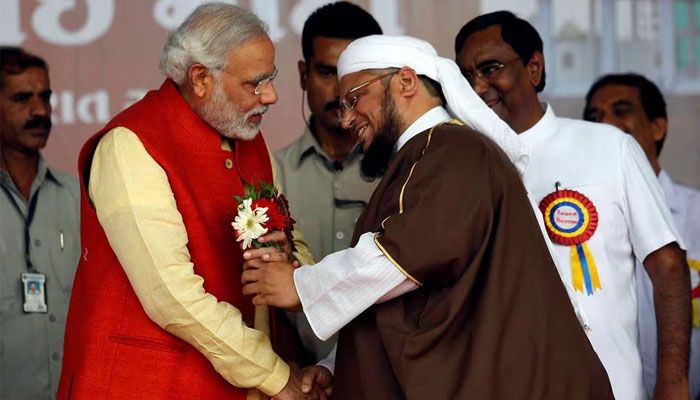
[241,35,612,399]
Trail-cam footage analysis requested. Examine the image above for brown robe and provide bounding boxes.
[333,121,613,400]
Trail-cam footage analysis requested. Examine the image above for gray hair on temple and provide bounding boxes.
[159,2,268,84]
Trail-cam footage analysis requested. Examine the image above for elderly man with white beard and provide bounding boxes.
[57,3,317,400]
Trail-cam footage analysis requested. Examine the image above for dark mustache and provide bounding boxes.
[24,116,52,130]
[324,99,340,111]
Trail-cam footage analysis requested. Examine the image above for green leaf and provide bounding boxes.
[253,180,274,198]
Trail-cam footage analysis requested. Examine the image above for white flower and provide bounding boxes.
[232,198,269,249]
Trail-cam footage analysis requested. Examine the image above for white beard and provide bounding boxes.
[199,82,268,141]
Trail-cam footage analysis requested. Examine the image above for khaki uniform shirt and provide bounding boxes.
[274,126,378,361]
[0,155,80,400]
[274,127,378,261]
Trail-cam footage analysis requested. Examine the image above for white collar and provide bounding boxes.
[396,106,451,151]
[657,169,679,214]
[518,102,557,145]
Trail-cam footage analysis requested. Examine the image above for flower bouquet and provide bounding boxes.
[232,181,296,250]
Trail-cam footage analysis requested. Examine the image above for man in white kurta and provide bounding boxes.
[518,103,682,399]
[455,11,691,400]
[585,73,700,400]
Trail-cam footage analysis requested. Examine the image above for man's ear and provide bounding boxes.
[187,63,212,99]
[396,67,419,98]
[527,51,545,89]
[298,60,308,91]
[650,117,668,143]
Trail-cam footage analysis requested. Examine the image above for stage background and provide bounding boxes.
[2,0,698,189]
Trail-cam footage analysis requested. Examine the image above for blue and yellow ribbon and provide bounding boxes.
[539,189,601,296]
[570,242,602,295]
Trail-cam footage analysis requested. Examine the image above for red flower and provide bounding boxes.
[277,194,296,228]
[251,198,287,231]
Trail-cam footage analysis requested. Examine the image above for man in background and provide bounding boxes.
[0,46,80,400]
[274,0,382,369]
[585,73,700,400]
[455,12,691,399]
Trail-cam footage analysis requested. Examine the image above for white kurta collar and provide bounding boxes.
[396,106,451,151]
[518,102,557,145]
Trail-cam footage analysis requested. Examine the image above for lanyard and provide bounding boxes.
[1,184,40,272]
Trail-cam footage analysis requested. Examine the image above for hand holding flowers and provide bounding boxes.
[232,181,296,253]
[233,183,301,311]
[243,231,299,268]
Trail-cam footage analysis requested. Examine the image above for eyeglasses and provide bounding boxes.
[253,68,277,95]
[339,71,397,114]
[216,67,278,95]
[462,56,522,85]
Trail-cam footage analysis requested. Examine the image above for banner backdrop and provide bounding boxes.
[2,0,698,189]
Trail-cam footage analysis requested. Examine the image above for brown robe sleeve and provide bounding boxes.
[375,123,523,287]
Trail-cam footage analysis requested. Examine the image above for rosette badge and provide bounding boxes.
[539,189,601,295]
[232,181,296,250]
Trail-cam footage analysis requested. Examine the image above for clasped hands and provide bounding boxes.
[240,231,302,311]
[240,231,332,400]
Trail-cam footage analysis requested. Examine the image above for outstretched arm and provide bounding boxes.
[242,232,415,340]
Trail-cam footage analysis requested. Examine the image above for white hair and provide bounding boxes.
[159,2,268,84]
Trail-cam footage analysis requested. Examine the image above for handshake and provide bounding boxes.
[240,231,332,400]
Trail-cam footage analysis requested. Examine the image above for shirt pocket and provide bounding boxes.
[533,181,619,236]
[107,334,187,398]
[534,182,621,282]
[46,223,80,293]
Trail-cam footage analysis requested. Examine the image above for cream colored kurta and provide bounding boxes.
[89,127,313,398]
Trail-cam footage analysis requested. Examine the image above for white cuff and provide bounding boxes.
[315,345,336,375]
[294,232,407,341]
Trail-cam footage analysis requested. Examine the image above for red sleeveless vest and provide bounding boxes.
[58,80,274,399]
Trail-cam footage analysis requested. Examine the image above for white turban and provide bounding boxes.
[338,35,529,175]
